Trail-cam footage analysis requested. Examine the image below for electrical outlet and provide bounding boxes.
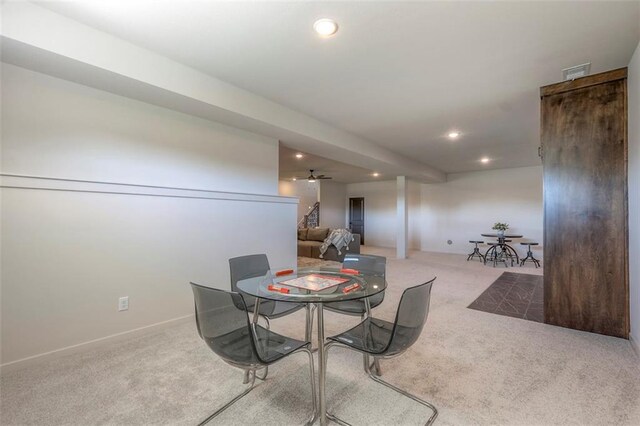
[118,296,129,311]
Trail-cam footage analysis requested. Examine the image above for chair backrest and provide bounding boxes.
[229,254,271,291]
[228,254,275,315]
[190,282,261,366]
[385,278,435,356]
[343,254,386,276]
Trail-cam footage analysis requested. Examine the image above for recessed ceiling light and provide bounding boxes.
[292,177,297,181]
[313,18,339,37]
[372,172,380,177]
[295,153,304,159]
[480,157,490,164]
[448,131,460,139]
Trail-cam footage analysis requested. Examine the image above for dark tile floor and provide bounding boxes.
[468,272,544,322]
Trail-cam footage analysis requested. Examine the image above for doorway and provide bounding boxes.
[349,197,365,244]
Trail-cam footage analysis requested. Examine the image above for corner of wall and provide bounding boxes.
[628,39,640,345]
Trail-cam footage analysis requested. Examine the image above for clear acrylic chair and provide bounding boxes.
[324,278,438,425]
[324,254,387,375]
[324,254,386,316]
[229,254,314,366]
[190,282,317,425]
[229,254,305,322]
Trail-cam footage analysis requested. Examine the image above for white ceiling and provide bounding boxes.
[280,145,381,184]
[36,1,640,174]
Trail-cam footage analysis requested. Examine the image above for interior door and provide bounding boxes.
[349,197,365,244]
[541,71,628,338]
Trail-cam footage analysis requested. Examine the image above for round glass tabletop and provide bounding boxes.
[236,267,387,303]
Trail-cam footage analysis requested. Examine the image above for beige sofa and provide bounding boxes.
[297,228,361,262]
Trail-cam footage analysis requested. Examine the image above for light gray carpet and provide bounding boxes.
[2,248,639,425]
[295,256,341,269]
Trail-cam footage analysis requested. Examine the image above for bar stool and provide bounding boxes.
[467,241,485,262]
[484,241,497,264]
[486,242,509,267]
[502,240,516,266]
[520,242,541,268]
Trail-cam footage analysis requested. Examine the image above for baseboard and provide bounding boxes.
[0,314,194,374]
[630,334,640,361]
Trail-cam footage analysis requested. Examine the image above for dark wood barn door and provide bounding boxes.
[541,69,628,338]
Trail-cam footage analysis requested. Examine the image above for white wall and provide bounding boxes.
[278,180,318,223]
[420,166,543,257]
[346,166,543,257]
[408,180,422,250]
[2,65,278,193]
[318,180,347,229]
[1,64,297,366]
[628,41,640,349]
[346,180,397,247]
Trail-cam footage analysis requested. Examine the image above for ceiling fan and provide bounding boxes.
[295,169,333,183]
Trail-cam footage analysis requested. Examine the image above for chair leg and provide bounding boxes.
[255,366,268,381]
[243,316,269,384]
[359,315,382,376]
[366,362,438,426]
[200,348,316,426]
[326,412,352,426]
[302,347,318,426]
[253,317,271,381]
[324,343,356,426]
[373,358,382,376]
[360,313,369,374]
[198,369,259,426]
[262,315,270,330]
[324,343,437,426]
[361,347,382,376]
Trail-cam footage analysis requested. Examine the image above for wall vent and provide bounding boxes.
[562,63,591,81]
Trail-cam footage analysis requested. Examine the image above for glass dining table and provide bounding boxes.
[237,266,387,426]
